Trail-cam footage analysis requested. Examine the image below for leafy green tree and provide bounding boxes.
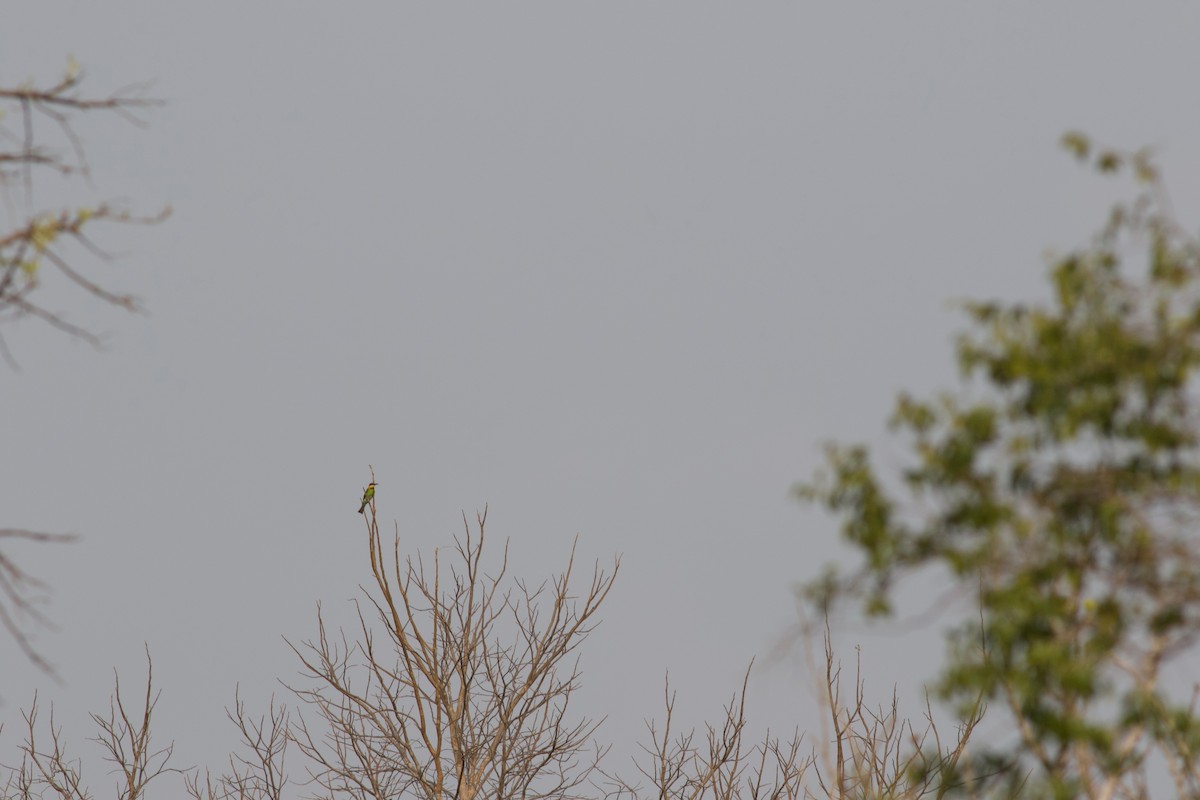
[799,137,1200,798]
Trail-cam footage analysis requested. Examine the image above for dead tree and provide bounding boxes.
[287,501,619,800]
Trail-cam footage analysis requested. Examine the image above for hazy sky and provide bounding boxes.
[4,0,1200,781]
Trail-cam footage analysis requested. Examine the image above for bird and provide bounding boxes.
[358,482,376,514]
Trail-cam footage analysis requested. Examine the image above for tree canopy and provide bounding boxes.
[799,137,1200,798]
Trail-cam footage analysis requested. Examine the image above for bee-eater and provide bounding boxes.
[358,482,376,514]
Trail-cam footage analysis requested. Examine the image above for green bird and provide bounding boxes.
[358,482,376,514]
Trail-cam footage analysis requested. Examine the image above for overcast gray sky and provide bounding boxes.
[4,0,1200,781]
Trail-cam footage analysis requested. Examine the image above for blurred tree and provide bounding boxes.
[1,59,167,673]
[0,57,168,358]
[799,136,1200,798]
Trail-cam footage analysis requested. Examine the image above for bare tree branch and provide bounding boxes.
[3,647,183,800]
[0,530,79,679]
[0,58,168,676]
[0,62,170,358]
[285,491,619,800]
[185,691,290,800]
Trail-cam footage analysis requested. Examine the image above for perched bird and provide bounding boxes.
[358,482,376,514]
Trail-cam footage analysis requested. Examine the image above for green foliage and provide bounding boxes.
[798,141,1200,797]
